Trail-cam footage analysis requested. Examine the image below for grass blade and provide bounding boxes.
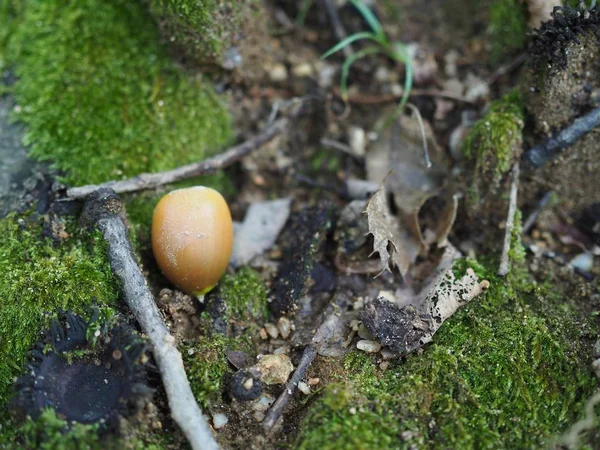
[350,0,385,40]
[321,31,376,59]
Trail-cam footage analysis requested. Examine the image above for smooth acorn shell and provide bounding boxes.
[151,187,233,295]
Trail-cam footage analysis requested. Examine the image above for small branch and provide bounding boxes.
[522,106,600,169]
[263,345,317,431]
[67,118,289,199]
[333,86,475,104]
[81,189,218,450]
[487,52,527,85]
[522,191,552,235]
[498,162,520,277]
[321,0,354,58]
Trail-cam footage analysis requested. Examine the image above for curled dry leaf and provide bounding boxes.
[365,114,458,276]
[361,246,490,355]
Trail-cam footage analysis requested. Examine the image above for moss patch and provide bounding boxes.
[2,0,232,187]
[219,267,268,322]
[0,408,171,450]
[183,333,251,409]
[0,214,118,409]
[295,261,597,449]
[488,0,529,64]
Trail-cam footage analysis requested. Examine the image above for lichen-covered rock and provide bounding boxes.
[150,0,274,80]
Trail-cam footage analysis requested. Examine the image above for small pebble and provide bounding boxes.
[243,377,254,390]
[269,63,288,82]
[252,394,275,412]
[569,252,593,272]
[357,324,375,340]
[259,328,268,340]
[265,323,279,339]
[212,413,228,430]
[379,361,390,371]
[273,345,289,355]
[253,411,266,422]
[349,407,357,415]
[298,381,311,395]
[255,354,294,385]
[277,317,292,339]
[357,339,382,353]
[292,62,313,77]
[307,377,320,386]
[347,126,366,157]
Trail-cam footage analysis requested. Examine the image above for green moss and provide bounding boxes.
[183,333,251,409]
[488,0,529,64]
[2,0,232,186]
[0,408,171,450]
[0,214,118,409]
[508,209,526,264]
[296,261,597,449]
[295,384,398,450]
[219,267,268,322]
[150,0,253,64]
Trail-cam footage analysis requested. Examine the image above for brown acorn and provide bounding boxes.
[152,187,233,295]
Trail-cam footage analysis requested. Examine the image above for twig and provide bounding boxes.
[498,162,520,276]
[321,0,354,58]
[80,189,218,450]
[263,345,317,431]
[522,106,600,169]
[487,52,527,85]
[333,86,475,104]
[66,118,289,199]
[522,191,552,234]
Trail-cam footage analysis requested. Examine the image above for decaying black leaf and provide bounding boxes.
[361,249,490,355]
[269,204,335,316]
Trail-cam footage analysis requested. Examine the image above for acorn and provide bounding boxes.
[152,187,233,296]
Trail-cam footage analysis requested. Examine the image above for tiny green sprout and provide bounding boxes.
[321,0,413,112]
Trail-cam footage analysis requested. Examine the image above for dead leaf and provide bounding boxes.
[365,114,457,275]
[231,198,292,267]
[366,186,420,278]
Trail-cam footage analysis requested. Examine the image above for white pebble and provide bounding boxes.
[269,64,288,82]
[277,317,292,339]
[265,323,279,339]
[298,381,311,395]
[357,339,382,353]
[212,413,228,429]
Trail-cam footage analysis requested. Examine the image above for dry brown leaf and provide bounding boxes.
[365,114,457,275]
[365,185,419,278]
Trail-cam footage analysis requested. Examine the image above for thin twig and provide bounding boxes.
[522,191,552,234]
[406,103,431,168]
[333,86,475,104]
[66,118,289,199]
[498,162,520,277]
[321,0,354,58]
[522,106,600,169]
[487,52,527,85]
[80,189,218,450]
[263,345,317,431]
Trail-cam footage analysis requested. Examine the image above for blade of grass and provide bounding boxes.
[350,0,385,40]
[321,31,376,59]
[296,0,315,26]
[339,45,382,99]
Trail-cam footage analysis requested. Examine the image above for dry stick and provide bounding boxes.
[522,191,552,235]
[498,162,520,277]
[322,0,354,58]
[81,189,218,450]
[522,106,600,169]
[67,118,289,199]
[263,345,317,431]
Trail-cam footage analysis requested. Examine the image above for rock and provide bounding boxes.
[265,323,279,339]
[254,354,294,385]
[298,381,311,395]
[228,370,263,401]
[212,413,228,429]
[348,126,366,157]
[252,394,275,412]
[356,339,382,353]
[269,64,288,82]
[277,317,292,339]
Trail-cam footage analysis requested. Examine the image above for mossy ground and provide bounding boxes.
[295,261,597,449]
[219,267,269,322]
[0,214,119,409]
[1,0,232,187]
[488,0,529,64]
